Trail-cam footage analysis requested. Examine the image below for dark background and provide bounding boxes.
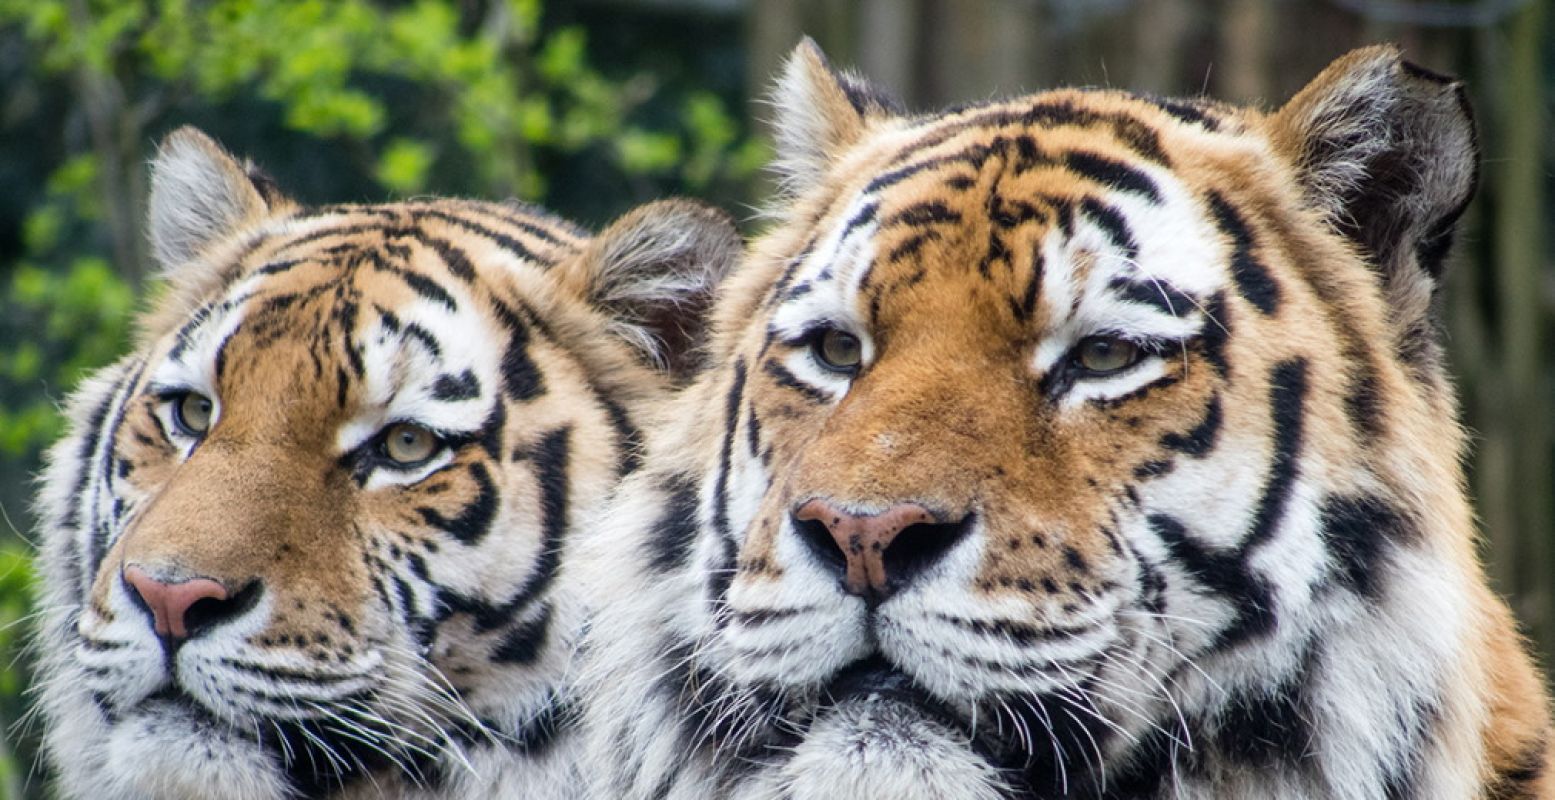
[0,1,1548,795]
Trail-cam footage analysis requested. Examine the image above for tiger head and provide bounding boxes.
[581,43,1552,799]
[34,127,739,799]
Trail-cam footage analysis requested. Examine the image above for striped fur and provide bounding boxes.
[33,127,737,799]
[578,44,1553,799]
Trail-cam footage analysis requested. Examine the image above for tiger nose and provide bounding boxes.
[122,565,233,641]
[792,499,972,602]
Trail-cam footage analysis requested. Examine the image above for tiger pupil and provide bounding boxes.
[1076,336,1139,374]
[817,329,862,371]
[177,393,212,434]
[384,423,436,465]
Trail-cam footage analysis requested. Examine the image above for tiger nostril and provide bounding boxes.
[881,514,975,593]
[794,514,848,575]
[181,580,262,639]
[122,566,262,643]
[793,499,971,602]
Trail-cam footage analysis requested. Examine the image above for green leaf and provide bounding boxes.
[376,138,434,194]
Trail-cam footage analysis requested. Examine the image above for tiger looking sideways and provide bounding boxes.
[578,42,1554,799]
[33,127,738,799]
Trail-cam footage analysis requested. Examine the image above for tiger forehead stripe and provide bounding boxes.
[887,96,1172,168]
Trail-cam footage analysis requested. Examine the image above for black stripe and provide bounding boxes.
[1213,640,1320,767]
[1317,494,1415,599]
[647,475,701,573]
[1150,513,1275,647]
[707,361,748,610]
[507,426,570,608]
[602,396,642,476]
[889,99,1169,170]
[839,201,879,240]
[490,604,553,664]
[1207,190,1281,316]
[1017,249,1045,320]
[420,234,477,282]
[1065,150,1162,203]
[414,208,547,266]
[395,269,458,312]
[1080,197,1139,260]
[431,370,480,401]
[1109,276,1194,316]
[400,321,442,358]
[1198,292,1233,379]
[761,359,830,405]
[489,299,546,401]
[881,201,962,228]
[506,696,576,756]
[745,400,762,457]
[416,462,498,544]
[1132,92,1223,131]
[1161,395,1222,456]
[1244,359,1308,554]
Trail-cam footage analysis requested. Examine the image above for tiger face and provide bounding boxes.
[580,44,1553,799]
[34,128,738,799]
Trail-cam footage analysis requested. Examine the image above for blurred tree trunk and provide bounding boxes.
[1489,0,1552,650]
[1130,0,1194,95]
[67,0,152,287]
[1216,0,1271,103]
[858,0,923,101]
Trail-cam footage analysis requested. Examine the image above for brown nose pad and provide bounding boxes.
[122,565,237,641]
[793,499,973,602]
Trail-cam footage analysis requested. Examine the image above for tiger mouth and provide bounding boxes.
[128,685,406,793]
[819,654,971,734]
[812,653,1116,787]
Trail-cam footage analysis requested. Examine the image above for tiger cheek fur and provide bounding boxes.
[34,127,738,800]
[579,42,1553,800]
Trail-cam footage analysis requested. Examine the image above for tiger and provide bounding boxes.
[576,41,1554,799]
[31,126,739,800]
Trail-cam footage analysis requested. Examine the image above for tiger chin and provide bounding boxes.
[31,127,739,799]
[577,42,1554,799]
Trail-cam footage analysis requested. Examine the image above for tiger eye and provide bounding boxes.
[814,329,863,372]
[173,392,214,436]
[1074,336,1141,375]
[383,423,438,466]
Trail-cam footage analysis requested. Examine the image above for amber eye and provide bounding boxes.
[172,392,214,436]
[1074,336,1142,375]
[813,328,863,373]
[382,423,440,466]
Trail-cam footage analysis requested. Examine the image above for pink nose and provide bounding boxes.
[123,566,230,640]
[793,500,937,597]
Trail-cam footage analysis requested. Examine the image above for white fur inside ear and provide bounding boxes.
[770,44,851,201]
[148,127,268,271]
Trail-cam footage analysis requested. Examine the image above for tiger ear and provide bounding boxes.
[148,126,290,274]
[1269,47,1477,321]
[564,199,741,378]
[769,37,901,200]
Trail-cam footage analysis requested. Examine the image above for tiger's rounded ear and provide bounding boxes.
[148,126,290,274]
[1269,47,1477,303]
[563,199,741,379]
[769,37,901,201]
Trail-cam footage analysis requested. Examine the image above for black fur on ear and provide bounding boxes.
[1271,47,1478,304]
[565,199,742,379]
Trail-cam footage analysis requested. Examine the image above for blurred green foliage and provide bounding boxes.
[0,0,762,793]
